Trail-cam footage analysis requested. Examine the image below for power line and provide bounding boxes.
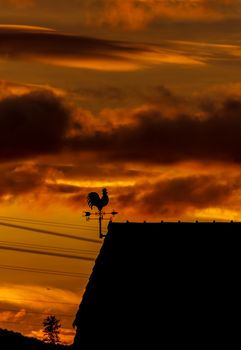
[0,221,102,244]
[0,264,90,278]
[0,215,99,231]
[0,246,96,261]
[0,240,98,255]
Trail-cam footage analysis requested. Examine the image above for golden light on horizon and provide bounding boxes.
[0,24,55,31]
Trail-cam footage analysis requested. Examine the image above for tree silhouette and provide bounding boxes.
[42,315,61,344]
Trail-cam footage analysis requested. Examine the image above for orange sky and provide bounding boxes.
[1,0,241,344]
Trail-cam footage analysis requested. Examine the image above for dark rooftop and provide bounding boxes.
[72,221,240,349]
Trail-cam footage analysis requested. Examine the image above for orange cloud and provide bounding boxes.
[0,24,54,32]
[0,0,33,8]
[67,97,241,166]
[0,284,81,345]
[0,284,81,312]
[1,84,241,221]
[98,168,241,221]
[0,309,26,322]
[0,80,64,100]
[85,0,241,29]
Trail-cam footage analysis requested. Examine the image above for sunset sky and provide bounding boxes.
[1,0,241,344]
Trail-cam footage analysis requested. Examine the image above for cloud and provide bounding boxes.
[0,163,45,197]
[0,308,26,322]
[105,173,239,219]
[0,284,80,345]
[0,24,54,32]
[2,83,241,219]
[0,0,33,8]
[2,85,241,167]
[2,0,240,22]
[46,183,81,194]
[0,90,71,162]
[2,25,241,70]
[0,80,64,100]
[0,284,81,312]
[168,40,241,63]
[139,175,236,215]
[0,160,94,204]
[85,0,241,29]
[68,97,241,165]
[0,25,205,70]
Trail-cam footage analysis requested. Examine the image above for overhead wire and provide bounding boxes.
[0,215,99,231]
[0,246,96,261]
[0,215,102,327]
[0,264,90,278]
[0,240,98,255]
[0,221,102,244]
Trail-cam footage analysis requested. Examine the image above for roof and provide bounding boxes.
[72,221,240,348]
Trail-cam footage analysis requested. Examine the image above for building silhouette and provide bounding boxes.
[72,221,239,349]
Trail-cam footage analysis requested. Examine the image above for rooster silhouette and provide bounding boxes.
[87,188,109,211]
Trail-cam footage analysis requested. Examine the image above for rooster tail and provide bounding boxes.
[87,192,101,209]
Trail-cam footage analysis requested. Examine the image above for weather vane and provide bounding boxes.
[83,188,118,238]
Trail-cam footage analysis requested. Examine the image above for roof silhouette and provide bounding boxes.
[72,221,239,349]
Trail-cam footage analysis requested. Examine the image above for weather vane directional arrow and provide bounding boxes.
[83,188,118,238]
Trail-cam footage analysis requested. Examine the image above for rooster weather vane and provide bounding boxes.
[84,188,118,238]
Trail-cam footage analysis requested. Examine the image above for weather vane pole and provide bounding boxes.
[83,188,118,238]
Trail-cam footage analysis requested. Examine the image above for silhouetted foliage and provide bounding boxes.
[0,328,69,350]
[43,315,61,344]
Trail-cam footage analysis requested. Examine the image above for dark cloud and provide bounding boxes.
[111,175,237,217]
[0,162,84,202]
[46,183,81,194]
[1,26,194,70]
[2,25,241,71]
[69,97,241,165]
[0,164,45,196]
[0,26,139,56]
[0,91,70,161]
[71,85,181,113]
[50,163,142,181]
[72,86,126,104]
[139,175,236,214]
[2,85,241,167]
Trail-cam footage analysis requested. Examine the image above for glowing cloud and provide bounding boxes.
[85,0,241,29]
[0,284,81,312]
[0,80,64,100]
[0,24,55,32]
[0,309,26,322]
